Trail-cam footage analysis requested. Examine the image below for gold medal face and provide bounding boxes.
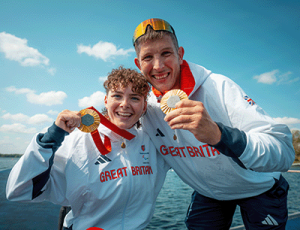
[78,109,101,133]
[160,89,188,114]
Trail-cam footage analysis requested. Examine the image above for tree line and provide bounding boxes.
[0,153,22,158]
[292,130,300,163]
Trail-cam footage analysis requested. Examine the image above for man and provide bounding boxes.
[133,18,295,229]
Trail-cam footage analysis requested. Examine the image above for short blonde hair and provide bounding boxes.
[134,25,179,56]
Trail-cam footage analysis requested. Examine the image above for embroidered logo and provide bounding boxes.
[156,128,165,137]
[95,155,111,165]
[244,95,255,106]
[141,152,149,164]
[141,145,145,151]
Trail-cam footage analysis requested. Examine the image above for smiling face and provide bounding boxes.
[134,35,184,94]
[104,84,147,129]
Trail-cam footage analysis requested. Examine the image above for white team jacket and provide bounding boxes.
[6,123,169,230]
[142,60,295,200]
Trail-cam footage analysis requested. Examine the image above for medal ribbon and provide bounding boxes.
[152,60,195,100]
[87,106,135,155]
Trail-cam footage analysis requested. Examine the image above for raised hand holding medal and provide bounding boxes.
[55,110,81,133]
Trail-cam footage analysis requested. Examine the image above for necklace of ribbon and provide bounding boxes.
[87,106,135,155]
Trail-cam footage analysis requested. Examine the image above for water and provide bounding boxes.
[1,157,299,229]
[0,157,19,172]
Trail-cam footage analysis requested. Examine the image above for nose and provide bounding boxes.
[153,56,164,71]
[120,97,129,108]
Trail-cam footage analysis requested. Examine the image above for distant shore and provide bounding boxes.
[0,154,22,158]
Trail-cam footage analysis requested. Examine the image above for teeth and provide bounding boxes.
[117,112,131,117]
[154,73,168,80]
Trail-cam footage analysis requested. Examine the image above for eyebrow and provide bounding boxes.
[111,91,142,97]
[140,46,174,57]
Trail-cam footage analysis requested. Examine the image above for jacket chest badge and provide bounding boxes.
[244,95,255,106]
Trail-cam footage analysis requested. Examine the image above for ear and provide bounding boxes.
[104,95,108,107]
[134,57,141,70]
[178,46,184,64]
[143,100,147,114]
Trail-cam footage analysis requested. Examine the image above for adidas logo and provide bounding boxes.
[262,214,278,226]
[95,155,111,165]
[155,128,165,137]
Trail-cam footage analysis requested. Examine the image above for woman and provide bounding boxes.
[6,67,169,230]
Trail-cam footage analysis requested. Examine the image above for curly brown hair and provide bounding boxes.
[102,66,150,126]
[104,66,150,100]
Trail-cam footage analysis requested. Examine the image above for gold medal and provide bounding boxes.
[160,89,188,114]
[78,108,101,133]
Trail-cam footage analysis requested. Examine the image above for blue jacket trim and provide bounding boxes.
[32,123,68,199]
[211,122,247,169]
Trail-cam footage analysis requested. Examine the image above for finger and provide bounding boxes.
[164,106,198,122]
[55,110,81,132]
[66,118,80,129]
[175,99,199,108]
[168,114,196,129]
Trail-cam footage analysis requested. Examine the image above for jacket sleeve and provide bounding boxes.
[6,123,70,205]
[211,75,295,172]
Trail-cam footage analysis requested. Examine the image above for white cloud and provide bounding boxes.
[253,70,278,84]
[0,108,6,113]
[40,126,49,134]
[2,113,29,123]
[277,71,300,85]
[77,41,135,62]
[47,110,59,116]
[47,67,57,75]
[274,117,300,125]
[0,123,37,134]
[253,70,299,85]
[28,114,53,125]
[6,86,67,106]
[2,112,53,125]
[78,91,106,108]
[99,76,107,82]
[0,32,49,67]
[26,91,67,106]
[6,86,34,94]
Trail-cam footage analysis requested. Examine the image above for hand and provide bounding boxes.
[164,100,221,145]
[55,110,81,133]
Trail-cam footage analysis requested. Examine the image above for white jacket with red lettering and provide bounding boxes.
[6,123,169,230]
[142,60,295,200]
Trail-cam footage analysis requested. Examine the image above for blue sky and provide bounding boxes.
[0,0,299,154]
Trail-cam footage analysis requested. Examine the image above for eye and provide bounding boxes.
[112,94,121,99]
[131,96,141,101]
[142,55,152,61]
[162,51,172,56]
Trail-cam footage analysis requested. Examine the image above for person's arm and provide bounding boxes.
[6,110,81,202]
[164,77,295,172]
[218,78,295,172]
[211,122,247,169]
[6,123,68,201]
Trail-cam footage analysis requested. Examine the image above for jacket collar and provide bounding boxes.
[152,60,195,98]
